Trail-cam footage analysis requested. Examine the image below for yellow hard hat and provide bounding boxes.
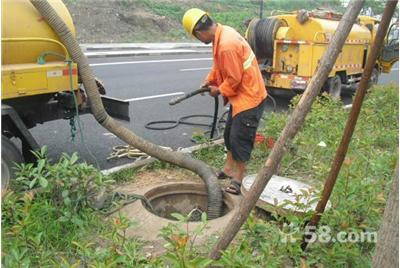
[182,8,208,36]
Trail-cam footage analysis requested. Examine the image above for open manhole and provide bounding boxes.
[142,183,233,221]
[115,182,241,254]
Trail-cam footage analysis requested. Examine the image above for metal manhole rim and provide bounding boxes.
[118,182,240,223]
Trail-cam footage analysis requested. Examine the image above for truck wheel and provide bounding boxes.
[1,136,23,190]
[326,75,342,98]
[369,67,379,88]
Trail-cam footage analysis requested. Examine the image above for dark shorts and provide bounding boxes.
[224,99,266,162]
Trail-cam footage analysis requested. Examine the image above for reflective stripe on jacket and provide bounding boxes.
[206,24,267,117]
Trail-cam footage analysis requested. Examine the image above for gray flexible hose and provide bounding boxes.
[247,18,281,60]
[30,1,222,219]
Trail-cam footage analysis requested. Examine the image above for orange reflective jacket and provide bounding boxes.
[206,24,267,117]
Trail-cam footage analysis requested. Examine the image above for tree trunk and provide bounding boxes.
[372,163,399,268]
[209,0,365,260]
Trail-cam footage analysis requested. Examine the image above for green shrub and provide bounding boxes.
[2,149,150,266]
[195,85,398,267]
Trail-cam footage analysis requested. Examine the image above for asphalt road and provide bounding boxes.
[29,54,399,170]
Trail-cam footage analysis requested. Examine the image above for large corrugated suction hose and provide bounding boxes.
[30,1,223,219]
[246,18,282,60]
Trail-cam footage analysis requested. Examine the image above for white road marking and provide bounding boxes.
[90,58,212,67]
[124,92,184,102]
[103,132,117,138]
[180,67,211,72]
[391,68,399,71]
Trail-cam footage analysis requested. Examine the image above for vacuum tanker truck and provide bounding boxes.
[245,9,398,96]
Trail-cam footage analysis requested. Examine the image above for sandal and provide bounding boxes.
[217,170,233,180]
[225,180,242,195]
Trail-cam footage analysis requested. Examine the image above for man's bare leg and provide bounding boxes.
[233,160,246,183]
[222,151,235,176]
[226,159,246,194]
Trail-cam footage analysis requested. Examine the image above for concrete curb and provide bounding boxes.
[84,49,211,58]
[81,42,212,58]
[101,139,224,175]
[81,42,211,52]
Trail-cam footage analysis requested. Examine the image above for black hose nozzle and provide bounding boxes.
[169,87,210,106]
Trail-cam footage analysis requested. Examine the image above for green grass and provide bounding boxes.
[135,0,348,41]
[2,85,397,266]
[140,0,186,22]
[108,166,139,183]
[193,85,398,267]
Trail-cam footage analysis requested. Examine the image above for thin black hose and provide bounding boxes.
[210,96,218,139]
[267,93,277,112]
[169,87,209,105]
[146,93,276,138]
[147,89,227,140]
[144,114,227,140]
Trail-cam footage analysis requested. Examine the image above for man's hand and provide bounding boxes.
[209,86,220,97]
[200,80,211,89]
[199,80,211,96]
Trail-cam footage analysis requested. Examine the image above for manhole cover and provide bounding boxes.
[242,174,330,214]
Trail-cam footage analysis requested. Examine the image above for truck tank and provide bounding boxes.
[2,0,76,65]
[1,0,130,190]
[1,0,79,174]
[272,14,371,43]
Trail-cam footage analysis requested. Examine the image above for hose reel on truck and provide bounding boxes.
[246,18,284,62]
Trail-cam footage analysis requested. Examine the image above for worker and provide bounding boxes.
[182,8,267,194]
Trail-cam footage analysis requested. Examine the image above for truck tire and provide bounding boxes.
[1,136,23,190]
[325,75,342,98]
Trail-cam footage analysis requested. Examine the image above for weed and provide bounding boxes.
[191,132,211,144]
[2,150,152,266]
[159,210,213,267]
[109,166,138,183]
[192,145,226,169]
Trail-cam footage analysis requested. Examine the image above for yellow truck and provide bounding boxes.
[1,0,129,187]
[245,10,399,97]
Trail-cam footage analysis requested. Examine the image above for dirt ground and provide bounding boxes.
[118,168,202,190]
[65,0,181,43]
[64,0,215,43]
[115,167,232,193]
